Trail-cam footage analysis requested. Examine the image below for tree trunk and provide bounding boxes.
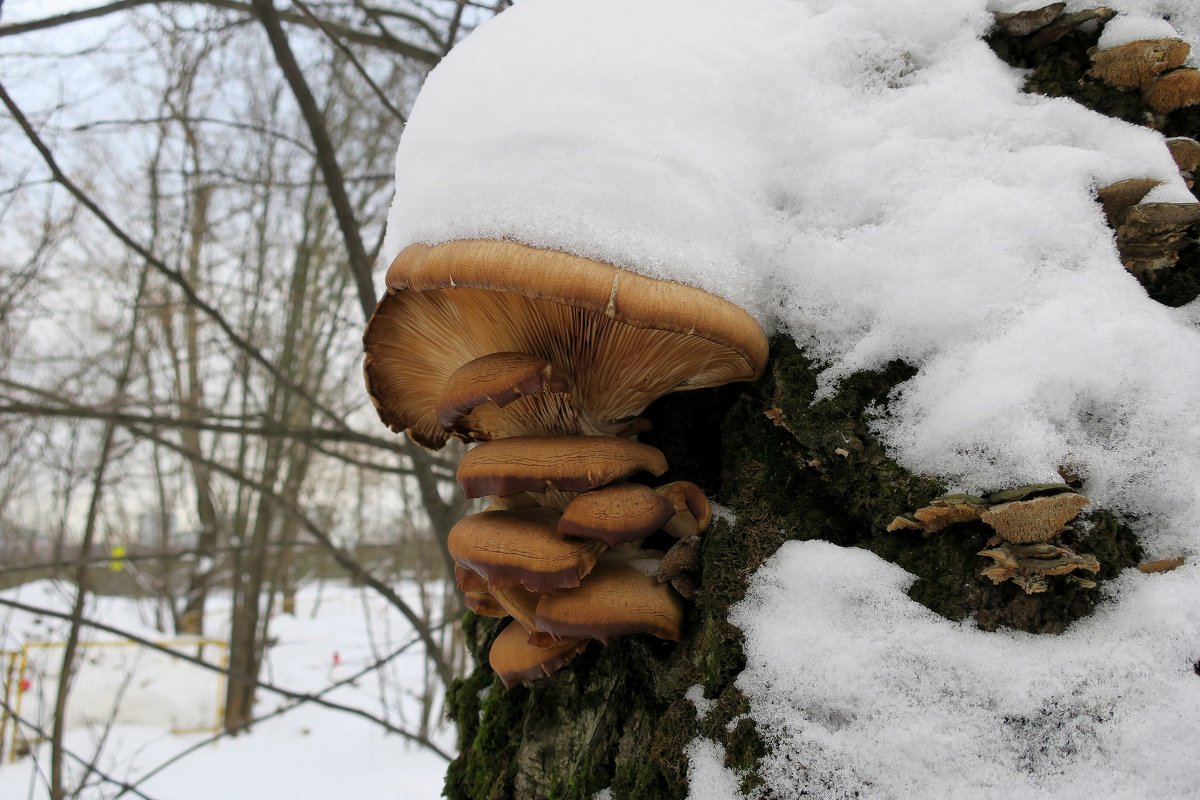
[441,336,1143,800]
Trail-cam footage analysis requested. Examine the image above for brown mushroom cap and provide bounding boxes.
[457,435,668,498]
[1096,178,1162,225]
[464,591,507,618]
[488,620,589,690]
[448,506,605,591]
[455,564,489,593]
[534,556,685,644]
[993,3,1064,37]
[363,240,769,448]
[1088,38,1191,88]
[980,493,1089,543]
[1144,69,1200,114]
[655,481,712,538]
[436,352,571,439]
[1167,137,1200,176]
[557,483,675,546]
[488,583,545,639]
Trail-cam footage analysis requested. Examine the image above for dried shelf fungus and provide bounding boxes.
[889,483,1101,594]
[363,239,768,688]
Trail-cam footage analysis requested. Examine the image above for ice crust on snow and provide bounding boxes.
[691,542,1200,799]
[381,1,1200,795]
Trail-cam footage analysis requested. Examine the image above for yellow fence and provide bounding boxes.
[1,638,228,762]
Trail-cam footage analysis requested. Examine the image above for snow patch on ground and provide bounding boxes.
[0,580,451,799]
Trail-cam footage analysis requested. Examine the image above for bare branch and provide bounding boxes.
[250,0,375,318]
[0,0,442,64]
[0,81,353,432]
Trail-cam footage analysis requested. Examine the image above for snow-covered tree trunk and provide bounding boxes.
[441,14,1197,798]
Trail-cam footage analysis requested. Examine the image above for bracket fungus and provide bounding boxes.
[364,238,768,688]
[889,484,1100,595]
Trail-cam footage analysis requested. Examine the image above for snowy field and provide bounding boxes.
[0,580,452,800]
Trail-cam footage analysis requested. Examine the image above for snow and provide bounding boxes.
[703,542,1200,799]
[1096,13,1184,49]
[380,0,1200,797]
[0,580,451,799]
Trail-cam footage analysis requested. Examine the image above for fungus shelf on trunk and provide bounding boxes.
[363,238,769,692]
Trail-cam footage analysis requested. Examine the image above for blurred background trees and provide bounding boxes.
[0,0,500,794]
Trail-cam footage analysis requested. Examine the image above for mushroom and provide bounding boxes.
[464,591,508,618]
[363,240,768,449]
[655,481,712,538]
[1167,137,1200,184]
[887,493,987,534]
[363,240,769,688]
[456,435,668,499]
[437,352,572,440]
[993,3,1065,37]
[657,535,701,600]
[980,492,1089,543]
[979,541,1101,593]
[558,482,675,547]
[1088,38,1191,89]
[1096,178,1161,225]
[1144,68,1200,114]
[534,554,685,644]
[448,506,604,591]
[488,620,589,690]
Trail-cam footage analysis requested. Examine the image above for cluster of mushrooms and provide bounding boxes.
[994,4,1200,290]
[363,240,768,688]
[889,484,1101,593]
[993,0,1200,117]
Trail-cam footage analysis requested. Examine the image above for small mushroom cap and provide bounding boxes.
[464,591,507,618]
[1137,556,1185,574]
[455,564,489,593]
[534,557,685,644]
[488,620,589,690]
[1088,38,1191,88]
[363,240,769,449]
[980,493,1090,543]
[487,583,545,640]
[655,481,712,538]
[1096,178,1162,224]
[457,435,668,498]
[449,506,604,592]
[1144,68,1200,113]
[436,352,570,437]
[993,3,1064,37]
[1167,137,1200,175]
[558,483,675,546]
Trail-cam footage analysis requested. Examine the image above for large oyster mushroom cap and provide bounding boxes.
[363,240,769,448]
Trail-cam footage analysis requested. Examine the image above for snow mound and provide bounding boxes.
[696,541,1200,799]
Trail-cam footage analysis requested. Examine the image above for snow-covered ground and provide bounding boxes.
[0,580,452,799]
[383,1,1200,797]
